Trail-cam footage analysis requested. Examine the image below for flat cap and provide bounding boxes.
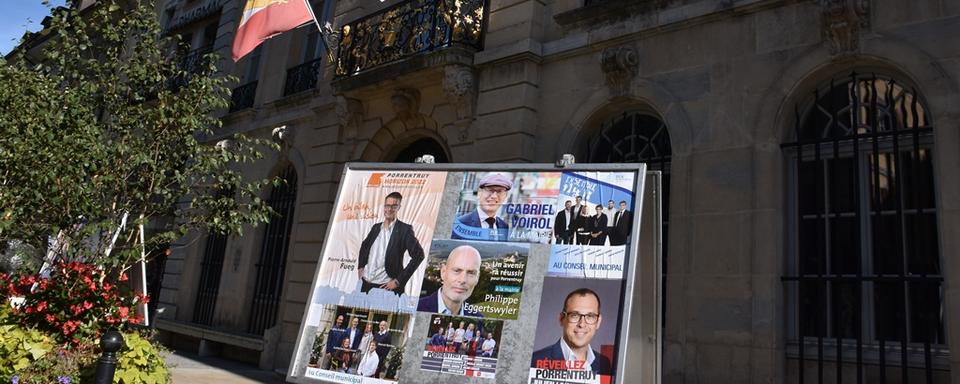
[478,173,513,190]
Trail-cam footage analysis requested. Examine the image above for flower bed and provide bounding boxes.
[0,262,169,383]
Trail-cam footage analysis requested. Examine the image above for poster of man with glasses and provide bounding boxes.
[451,172,562,243]
[529,278,622,384]
[309,170,448,314]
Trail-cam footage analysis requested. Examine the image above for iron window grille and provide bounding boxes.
[192,187,233,326]
[193,231,227,325]
[248,166,298,335]
[283,57,324,96]
[229,80,258,112]
[781,72,946,383]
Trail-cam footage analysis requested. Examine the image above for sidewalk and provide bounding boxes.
[164,350,288,383]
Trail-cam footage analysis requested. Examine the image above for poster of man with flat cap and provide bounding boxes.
[450,172,561,244]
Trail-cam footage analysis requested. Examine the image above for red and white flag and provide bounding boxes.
[232,0,315,61]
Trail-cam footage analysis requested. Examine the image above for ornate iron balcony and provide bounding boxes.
[169,45,214,91]
[283,57,324,96]
[335,0,486,77]
[229,81,258,112]
[179,45,214,74]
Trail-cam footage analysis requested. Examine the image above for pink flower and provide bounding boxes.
[62,320,78,335]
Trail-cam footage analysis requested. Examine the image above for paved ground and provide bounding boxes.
[164,350,288,383]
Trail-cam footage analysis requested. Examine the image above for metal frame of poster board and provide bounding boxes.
[286,163,662,384]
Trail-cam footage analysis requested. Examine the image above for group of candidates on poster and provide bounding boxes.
[296,169,637,384]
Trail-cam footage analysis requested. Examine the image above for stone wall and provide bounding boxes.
[155,0,960,381]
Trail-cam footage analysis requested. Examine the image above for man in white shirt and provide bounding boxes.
[356,340,379,377]
[604,200,616,245]
[358,191,425,295]
[480,332,497,357]
[453,322,466,350]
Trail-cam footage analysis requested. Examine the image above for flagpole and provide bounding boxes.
[300,0,337,62]
[302,0,324,33]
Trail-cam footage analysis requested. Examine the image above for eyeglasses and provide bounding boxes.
[384,204,401,209]
[562,311,599,324]
[480,186,508,196]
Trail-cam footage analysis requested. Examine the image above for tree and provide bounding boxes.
[0,0,277,274]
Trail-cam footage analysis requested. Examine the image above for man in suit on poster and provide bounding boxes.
[325,315,346,354]
[610,200,632,246]
[530,288,612,375]
[373,320,392,377]
[572,195,585,218]
[358,191,425,295]
[345,316,363,352]
[417,245,485,317]
[552,200,574,244]
[452,173,513,241]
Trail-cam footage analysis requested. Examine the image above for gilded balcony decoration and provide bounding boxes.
[335,0,486,77]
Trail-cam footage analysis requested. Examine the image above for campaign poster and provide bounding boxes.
[304,305,413,383]
[528,277,623,384]
[450,171,561,243]
[420,314,504,378]
[547,171,636,279]
[311,170,447,313]
[417,239,528,320]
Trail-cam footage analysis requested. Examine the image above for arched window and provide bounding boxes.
[392,137,449,163]
[248,165,298,335]
[585,110,671,322]
[782,72,944,380]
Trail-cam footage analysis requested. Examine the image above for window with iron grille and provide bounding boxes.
[248,165,298,335]
[782,72,947,383]
[283,0,326,95]
[584,110,670,324]
[193,187,234,326]
[193,232,227,325]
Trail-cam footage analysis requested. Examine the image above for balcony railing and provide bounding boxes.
[335,0,486,77]
[170,45,214,91]
[180,45,214,74]
[283,57,324,96]
[229,81,257,112]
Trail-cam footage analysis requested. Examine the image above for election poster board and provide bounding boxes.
[288,164,661,384]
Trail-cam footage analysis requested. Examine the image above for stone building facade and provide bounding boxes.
[154,0,960,382]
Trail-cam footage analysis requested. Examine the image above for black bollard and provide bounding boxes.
[94,330,124,384]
